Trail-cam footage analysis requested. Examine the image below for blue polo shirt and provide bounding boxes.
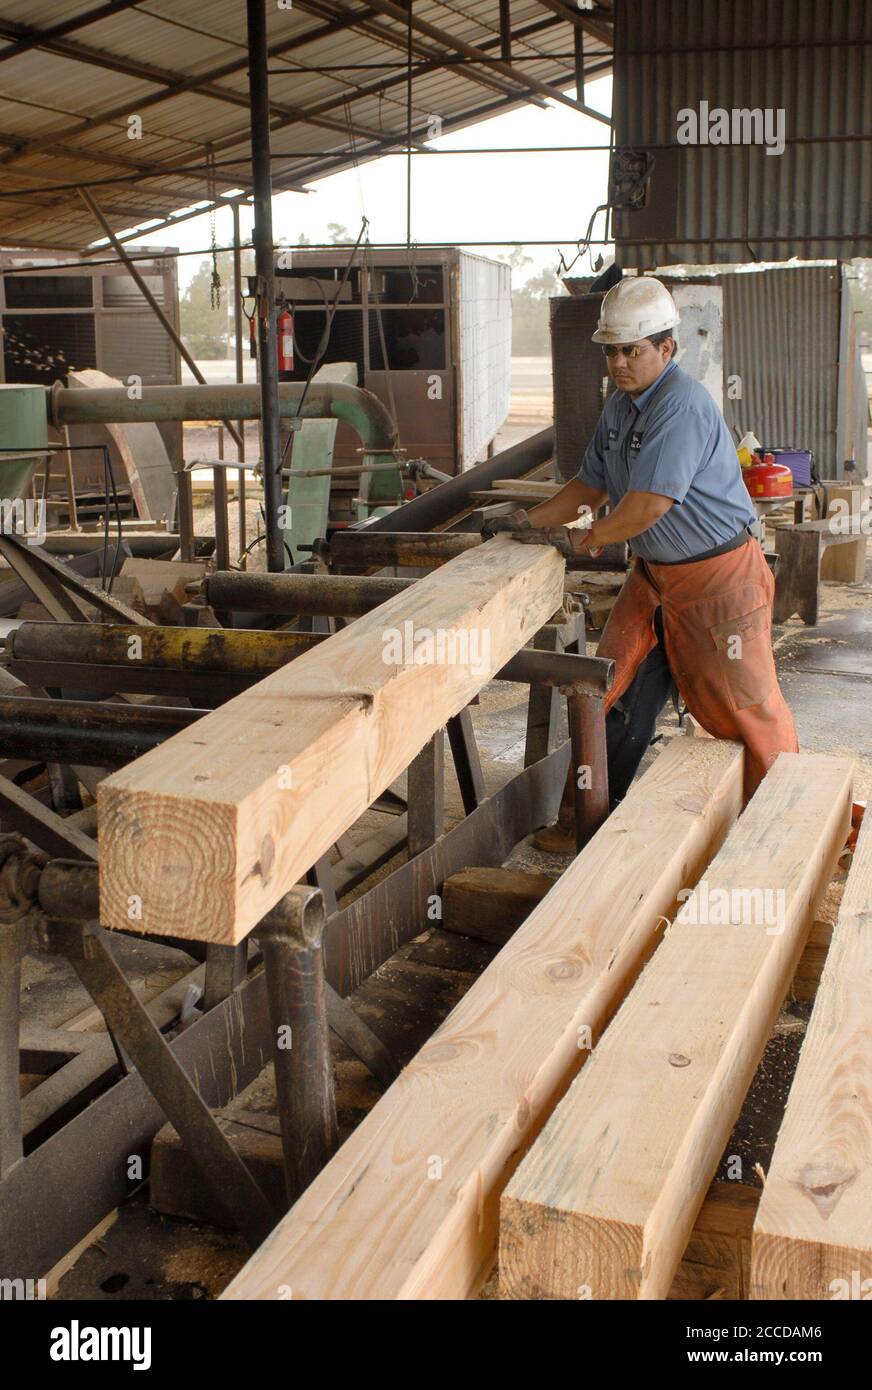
[578,360,755,563]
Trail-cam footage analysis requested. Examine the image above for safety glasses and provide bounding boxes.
[601,342,651,360]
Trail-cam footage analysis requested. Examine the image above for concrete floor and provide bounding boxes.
[25,532,872,1301]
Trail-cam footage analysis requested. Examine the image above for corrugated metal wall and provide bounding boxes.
[613,0,872,266]
[721,264,867,477]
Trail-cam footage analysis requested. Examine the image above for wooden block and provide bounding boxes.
[821,484,869,583]
[787,919,833,1003]
[751,803,872,1300]
[500,752,853,1301]
[221,737,744,1300]
[120,557,206,620]
[442,867,556,945]
[98,537,565,943]
[491,479,561,499]
[668,1182,759,1301]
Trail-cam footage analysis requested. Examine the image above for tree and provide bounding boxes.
[180,251,255,359]
[327,222,350,244]
[503,252,567,356]
[180,256,231,359]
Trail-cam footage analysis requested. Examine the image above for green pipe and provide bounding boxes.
[49,381,398,454]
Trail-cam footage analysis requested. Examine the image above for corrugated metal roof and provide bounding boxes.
[612,0,872,266]
[0,0,613,251]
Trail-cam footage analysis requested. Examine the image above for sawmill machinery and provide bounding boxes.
[0,376,624,1286]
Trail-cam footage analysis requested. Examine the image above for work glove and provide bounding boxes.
[481,508,532,539]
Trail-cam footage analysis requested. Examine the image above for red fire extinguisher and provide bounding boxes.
[277,307,294,372]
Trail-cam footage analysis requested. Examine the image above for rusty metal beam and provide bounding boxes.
[0,8,424,179]
[0,4,145,65]
[534,0,613,47]
[360,0,611,123]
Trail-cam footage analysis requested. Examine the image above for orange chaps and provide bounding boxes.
[597,540,798,802]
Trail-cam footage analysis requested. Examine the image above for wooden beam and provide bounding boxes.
[442,866,555,945]
[97,537,564,945]
[499,753,853,1300]
[751,803,872,1300]
[221,737,744,1300]
[668,1181,759,1301]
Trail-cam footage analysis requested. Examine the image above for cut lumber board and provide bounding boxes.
[97,536,565,943]
[820,484,869,583]
[442,866,556,945]
[490,479,561,499]
[221,737,744,1300]
[668,1182,759,1301]
[788,918,833,1003]
[751,803,872,1299]
[499,752,853,1301]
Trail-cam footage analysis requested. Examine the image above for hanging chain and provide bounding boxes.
[207,146,221,310]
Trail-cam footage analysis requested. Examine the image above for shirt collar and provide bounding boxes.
[628,358,678,412]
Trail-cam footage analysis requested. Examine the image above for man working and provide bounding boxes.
[493,275,798,854]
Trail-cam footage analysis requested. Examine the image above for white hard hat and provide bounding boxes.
[591,277,680,344]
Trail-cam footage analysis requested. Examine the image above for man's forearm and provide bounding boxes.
[527,478,607,528]
[586,490,674,547]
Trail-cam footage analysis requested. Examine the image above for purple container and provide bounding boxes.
[762,447,814,487]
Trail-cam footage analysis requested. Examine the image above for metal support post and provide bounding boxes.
[258,887,338,1205]
[407,731,445,857]
[446,709,485,813]
[0,917,25,1177]
[232,201,247,564]
[566,693,609,853]
[247,0,284,573]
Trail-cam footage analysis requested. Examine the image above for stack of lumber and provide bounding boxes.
[751,803,872,1299]
[499,752,854,1300]
[222,736,745,1299]
[97,535,565,944]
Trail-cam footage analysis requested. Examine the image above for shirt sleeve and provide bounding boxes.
[630,398,714,503]
[577,411,609,490]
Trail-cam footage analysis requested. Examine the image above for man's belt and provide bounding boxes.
[637,525,753,567]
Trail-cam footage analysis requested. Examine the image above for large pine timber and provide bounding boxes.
[97,537,564,944]
[222,737,744,1300]
[751,803,872,1299]
[499,753,854,1301]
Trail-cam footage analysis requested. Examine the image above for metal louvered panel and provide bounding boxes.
[98,313,177,384]
[101,274,168,311]
[613,0,872,267]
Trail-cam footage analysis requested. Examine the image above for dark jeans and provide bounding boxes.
[606,606,674,808]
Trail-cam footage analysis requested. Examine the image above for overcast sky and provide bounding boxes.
[152,75,613,292]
